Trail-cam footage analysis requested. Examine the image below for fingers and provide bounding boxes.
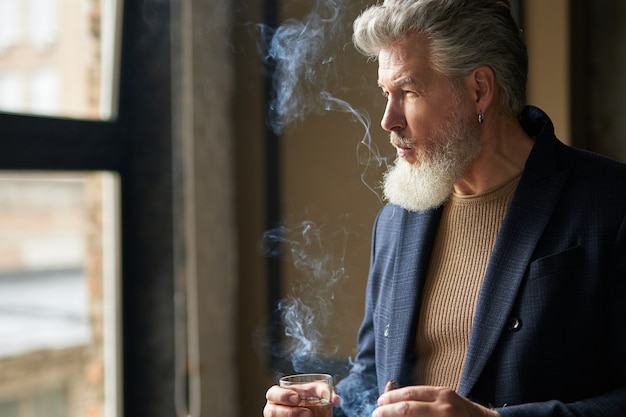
[374,386,497,417]
[266,385,300,406]
[264,385,341,417]
[378,385,453,406]
[263,402,312,417]
[264,385,321,417]
[332,391,343,407]
[373,400,429,417]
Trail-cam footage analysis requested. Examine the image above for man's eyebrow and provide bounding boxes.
[377,77,416,89]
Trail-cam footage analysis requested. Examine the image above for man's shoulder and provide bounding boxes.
[541,140,626,212]
[559,141,626,179]
[522,106,626,178]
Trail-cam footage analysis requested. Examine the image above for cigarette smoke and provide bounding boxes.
[256,0,390,197]
[261,0,348,134]
[262,219,379,416]
[262,220,350,370]
[255,1,388,415]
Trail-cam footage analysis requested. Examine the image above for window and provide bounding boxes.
[0,172,121,417]
[0,0,122,120]
[0,0,180,415]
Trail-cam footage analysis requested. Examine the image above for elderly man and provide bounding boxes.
[264,0,626,416]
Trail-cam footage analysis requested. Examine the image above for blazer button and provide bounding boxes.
[508,317,522,332]
[384,324,390,338]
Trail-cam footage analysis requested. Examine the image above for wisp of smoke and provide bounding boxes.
[254,0,395,413]
[254,0,390,198]
[263,221,383,415]
[261,0,344,134]
[262,220,348,372]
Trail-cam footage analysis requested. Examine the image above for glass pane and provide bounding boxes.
[32,388,66,417]
[0,400,19,417]
[0,172,121,417]
[0,0,123,120]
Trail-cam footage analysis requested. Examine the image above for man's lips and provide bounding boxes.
[396,146,415,158]
[390,134,415,158]
[392,141,415,157]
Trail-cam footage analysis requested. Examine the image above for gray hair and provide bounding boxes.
[353,0,528,116]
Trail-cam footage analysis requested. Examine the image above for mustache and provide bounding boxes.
[389,132,414,148]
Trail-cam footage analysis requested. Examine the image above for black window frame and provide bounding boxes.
[0,2,177,416]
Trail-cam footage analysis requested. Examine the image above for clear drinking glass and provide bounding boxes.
[279,373,333,417]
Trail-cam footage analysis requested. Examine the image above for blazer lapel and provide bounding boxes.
[458,137,570,396]
[385,207,441,387]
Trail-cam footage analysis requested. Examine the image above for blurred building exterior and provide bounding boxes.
[0,0,102,119]
[0,1,109,416]
[0,174,109,417]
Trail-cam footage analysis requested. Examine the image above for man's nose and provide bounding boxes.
[380,99,406,132]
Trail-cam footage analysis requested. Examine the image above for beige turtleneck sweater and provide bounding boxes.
[414,174,521,390]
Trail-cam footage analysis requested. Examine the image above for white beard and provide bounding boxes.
[382,109,482,212]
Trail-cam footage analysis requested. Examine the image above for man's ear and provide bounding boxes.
[469,65,495,110]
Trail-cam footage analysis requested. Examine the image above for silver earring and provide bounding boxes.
[478,111,484,124]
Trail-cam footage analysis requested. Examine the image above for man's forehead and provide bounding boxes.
[377,38,432,84]
[377,53,431,88]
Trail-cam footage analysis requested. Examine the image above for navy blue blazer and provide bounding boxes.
[336,106,626,417]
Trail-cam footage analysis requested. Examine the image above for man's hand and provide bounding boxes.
[263,385,342,417]
[373,385,499,417]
